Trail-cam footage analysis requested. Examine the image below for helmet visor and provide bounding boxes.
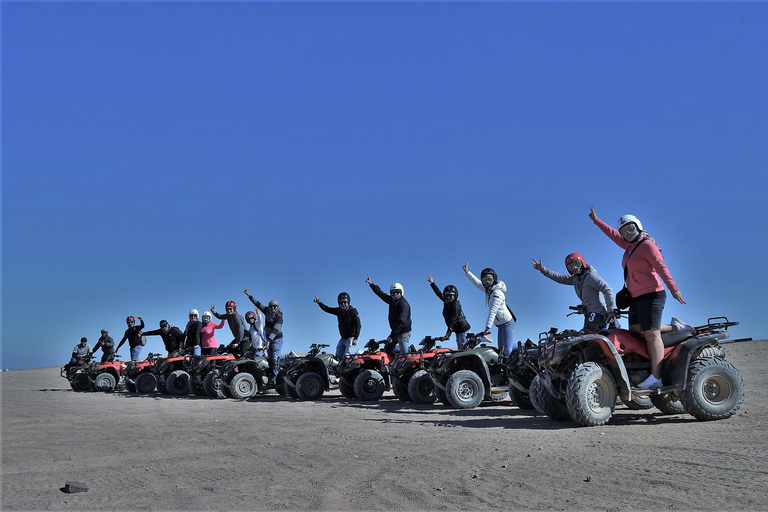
[619,223,640,242]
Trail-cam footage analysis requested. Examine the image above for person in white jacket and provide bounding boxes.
[463,262,516,357]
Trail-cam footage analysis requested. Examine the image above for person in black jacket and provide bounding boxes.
[366,275,411,357]
[313,292,362,359]
[244,287,283,384]
[91,329,115,362]
[143,320,185,357]
[211,300,246,348]
[427,275,471,349]
[116,315,145,361]
[183,309,202,355]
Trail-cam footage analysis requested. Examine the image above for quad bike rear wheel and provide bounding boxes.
[73,373,92,392]
[339,376,356,399]
[566,362,617,427]
[530,374,571,421]
[203,372,226,398]
[446,370,485,409]
[166,370,192,396]
[230,372,258,399]
[650,392,685,414]
[94,372,117,392]
[135,372,157,393]
[353,369,386,401]
[510,384,534,410]
[391,376,411,402]
[296,372,325,401]
[408,370,437,404]
[680,357,744,421]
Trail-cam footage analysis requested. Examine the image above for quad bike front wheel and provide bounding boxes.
[408,370,437,404]
[353,369,386,401]
[566,362,617,427]
[510,385,534,410]
[680,357,745,421]
[650,392,685,414]
[166,370,192,396]
[230,372,258,399]
[203,372,226,398]
[296,372,325,401]
[73,373,92,392]
[135,372,157,393]
[446,370,485,409]
[391,376,411,402]
[94,372,117,392]
[339,376,356,399]
[530,374,571,422]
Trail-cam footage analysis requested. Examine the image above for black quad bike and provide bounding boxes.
[123,353,161,393]
[526,306,750,427]
[389,336,453,404]
[153,349,196,396]
[428,333,512,409]
[61,354,95,391]
[214,347,287,399]
[338,339,394,401]
[282,343,341,400]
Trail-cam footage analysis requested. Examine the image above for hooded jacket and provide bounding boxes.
[539,265,616,316]
[212,310,246,343]
[465,271,514,330]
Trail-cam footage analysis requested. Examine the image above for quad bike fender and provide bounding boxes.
[661,333,729,391]
[223,361,264,387]
[441,353,494,394]
[299,358,332,388]
[554,334,634,401]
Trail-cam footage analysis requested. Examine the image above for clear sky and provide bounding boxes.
[2,1,767,370]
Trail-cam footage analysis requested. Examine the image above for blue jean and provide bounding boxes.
[335,337,354,360]
[455,331,467,350]
[497,320,515,357]
[130,345,142,361]
[268,337,284,379]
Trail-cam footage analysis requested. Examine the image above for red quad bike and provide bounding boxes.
[152,349,198,396]
[87,355,128,392]
[527,306,750,427]
[189,347,237,398]
[282,343,340,401]
[61,354,95,392]
[123,353,162,393]
[338,339,394,401]
[389,335,453,404]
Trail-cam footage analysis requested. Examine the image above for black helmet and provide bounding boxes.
[159,320,169,328]
[80,337,88,343]
[480,268,497,286]
[442,285,458,298]
[338,292,350,303]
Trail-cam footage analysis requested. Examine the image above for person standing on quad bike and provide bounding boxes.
[183,309,202,356]
[116,315,145,361]
[211,300,246,354]
[589,206,688,389]
[200,310,226,355]
[532,253,619,332]
[64,337,92,370]
[366,276,412,357]
[244,288,284,384]
[144,320,186,357]
[245,310,266,350]
[464,263,516,358]
[91,329,115,362]
[427,275,471,349]
[313,292,362,359]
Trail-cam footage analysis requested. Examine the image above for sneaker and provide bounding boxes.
[671,317,693,332]
[637,375,663,389]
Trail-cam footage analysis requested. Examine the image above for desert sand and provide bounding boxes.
[2,340,767,511]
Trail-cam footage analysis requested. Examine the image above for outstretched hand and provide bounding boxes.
[427,274,434,283]
[532,259,543,271]
[243,286,250,296]
[589,206,597,221]
[365,275,373,285]
[313,295,320,303]
[462,262,469,273]
[210,304,216,312]
[673,291,686,304]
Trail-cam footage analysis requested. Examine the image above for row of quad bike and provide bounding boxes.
[61,307,752,427]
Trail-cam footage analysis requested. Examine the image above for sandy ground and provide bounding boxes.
[2,340,768,511]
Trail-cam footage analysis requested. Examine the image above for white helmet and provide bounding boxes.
[189,309,199,317]
[617,214,643,242]
[201,311,212,321]
[390,283,404,295]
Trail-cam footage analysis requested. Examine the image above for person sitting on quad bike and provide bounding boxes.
[463,263,516,358]
[143,320,186,357]
[245,310,266,350]
[313,292,361,359]
[228,329,253,358]
[91,329,115,362]
[64,337,92,371]
[183,309,202,356]
[589,206,690,389]
[532,253,619,333]
[211,300,247,352]
[366,276,412,358]
[244,288,284,384]
[427,274,470,349]
[116,315,145,361]
[200,311,226,355]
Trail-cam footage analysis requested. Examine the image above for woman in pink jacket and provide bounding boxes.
[200,311,226,356]
[589,206,686,389]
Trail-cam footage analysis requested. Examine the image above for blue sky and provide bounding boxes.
[2,1,766,370]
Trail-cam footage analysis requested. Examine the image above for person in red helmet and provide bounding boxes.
[116,315,145,361]
[532,253,618,333]
[210,300,246,353]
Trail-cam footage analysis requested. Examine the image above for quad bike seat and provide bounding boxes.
[631,329,693,348]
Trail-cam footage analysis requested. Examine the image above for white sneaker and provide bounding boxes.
[671,317,693,332]
[637,375,663,389]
